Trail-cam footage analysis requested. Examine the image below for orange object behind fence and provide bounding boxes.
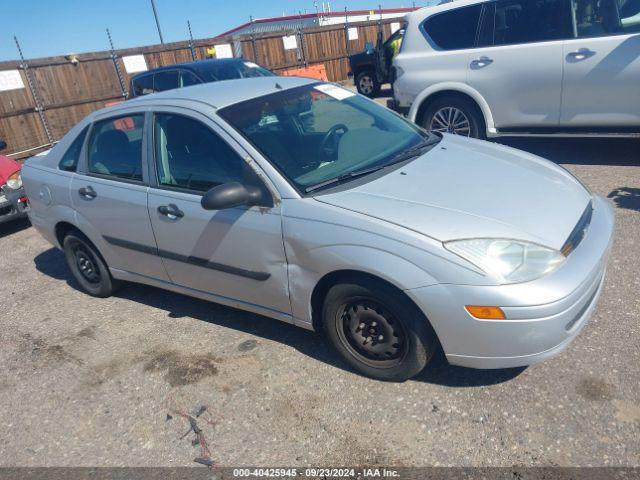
[281,64,328,81]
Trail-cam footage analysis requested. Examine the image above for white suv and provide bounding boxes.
[392,0,640,138]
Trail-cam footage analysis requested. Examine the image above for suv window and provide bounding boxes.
[490,0,573,46]
[153,113,245,192]
[574,0,640,36]
[131,74,154,97]
[154,70,180,92]
[87,114,145,181]
[423,4,483,50]
[58,126,89,172]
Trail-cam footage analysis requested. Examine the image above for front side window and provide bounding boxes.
[491,0,573,45]
[154,70,180,92]
[153,114,246,192]
[573,0,640,36]
[423,5,483,50]
[219,83,435,193]
[59,126,89,172]
[87,114,144,181]
[180,70,201,87]
[131,75,154,97]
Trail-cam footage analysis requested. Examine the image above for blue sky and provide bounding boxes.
[1,0,425,61]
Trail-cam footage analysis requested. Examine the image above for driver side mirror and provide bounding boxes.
[0,140,6,151]
[201,182,264,211]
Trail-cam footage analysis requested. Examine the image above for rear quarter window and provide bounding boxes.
[58,126,89,172]
[423,4,483,50]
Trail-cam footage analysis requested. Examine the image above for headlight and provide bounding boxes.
[444,238,565,284]
[6,171,22,190]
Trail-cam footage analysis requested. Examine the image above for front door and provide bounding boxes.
[145,110,291,317]
[71,112,169,281]
[467,0,573,128]
[560,0,640,126]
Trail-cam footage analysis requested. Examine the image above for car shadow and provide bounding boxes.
[497,137,639,166]
[608,187,640,212]
[34,246,524,387]
[0,217,31,237]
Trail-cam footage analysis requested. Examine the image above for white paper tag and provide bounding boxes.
[0,70,25,91]
[314,84,356,101]
[214,43,233,59]
[122,55,148,73]
[244,62,259,69]
[282,35,298,50]
[347,27,359,40]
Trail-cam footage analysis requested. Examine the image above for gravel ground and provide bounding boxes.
[0,118,638,467]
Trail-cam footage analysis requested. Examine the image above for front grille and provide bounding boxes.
[561,201,593,257]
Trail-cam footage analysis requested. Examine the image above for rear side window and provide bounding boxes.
[491,0,573,45]
[87,114,145,182]
[58,126,89,172]
[423,4,482,50]
[131,74,154,97]
[154,70,180,92]
[573,0,640,37]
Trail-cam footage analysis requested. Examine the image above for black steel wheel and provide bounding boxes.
[322,278,438,381]
[63,231,120,298]
[356,71,380,97]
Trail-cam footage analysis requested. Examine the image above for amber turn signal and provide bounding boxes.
[465,305,506,320]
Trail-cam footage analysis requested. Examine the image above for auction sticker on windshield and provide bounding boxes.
[314,84,355,101]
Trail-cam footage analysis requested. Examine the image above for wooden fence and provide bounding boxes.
[0,19,397,159]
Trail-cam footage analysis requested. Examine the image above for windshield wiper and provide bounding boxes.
[304,137,440,194]
[304,165,386,193]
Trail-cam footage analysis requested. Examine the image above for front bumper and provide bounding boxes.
[0,185,29,225]
[406,195,615,369]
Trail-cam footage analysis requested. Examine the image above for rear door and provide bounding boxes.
[145,108,291,317]
[467,0,573,128]
[71,111,169,281]
[560,0,640,126]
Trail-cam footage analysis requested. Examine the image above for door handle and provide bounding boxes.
[471,56,493,68]
[78,186,97,199]
[158,204,184,220]
[567,48,596,61]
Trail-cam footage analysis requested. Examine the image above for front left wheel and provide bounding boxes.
[63,232,120,298]
[322,278,438,381]
[355,71,380,97]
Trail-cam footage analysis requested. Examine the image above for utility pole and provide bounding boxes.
[150,0,165,44]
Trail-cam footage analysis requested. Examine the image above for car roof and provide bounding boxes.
[131,58,248,79]
[105,76,318,112]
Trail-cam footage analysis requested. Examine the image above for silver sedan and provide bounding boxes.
[21,77,614,381]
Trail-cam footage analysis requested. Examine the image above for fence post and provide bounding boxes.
[343,7,350,55]
[297,13,308,69]
[107,29,128,99]
[187,21,197,61]
[14,36,53,145]
[250,16,260,63]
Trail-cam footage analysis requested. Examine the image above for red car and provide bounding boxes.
[0,139,29,225]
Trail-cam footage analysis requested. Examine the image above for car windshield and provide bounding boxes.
[195,61,274,81]
[218,83,437,192]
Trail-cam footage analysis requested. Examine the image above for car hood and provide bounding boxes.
[0,154,21,185]
[315,135,591,250]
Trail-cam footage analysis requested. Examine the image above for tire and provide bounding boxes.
[421,95,486,139]
[322,278,438,382]
[355,71,380,97]
[63,231,120,298]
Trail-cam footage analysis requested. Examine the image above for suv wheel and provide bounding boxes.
[322,278,438,381]
[356,71,380,97]
[63,231,120,298]
[422,95,486,139]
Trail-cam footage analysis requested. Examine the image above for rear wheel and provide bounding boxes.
[322,279,437,381]
[422,95,486,139]
[63,232,120,298]
[356,71,380,97]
